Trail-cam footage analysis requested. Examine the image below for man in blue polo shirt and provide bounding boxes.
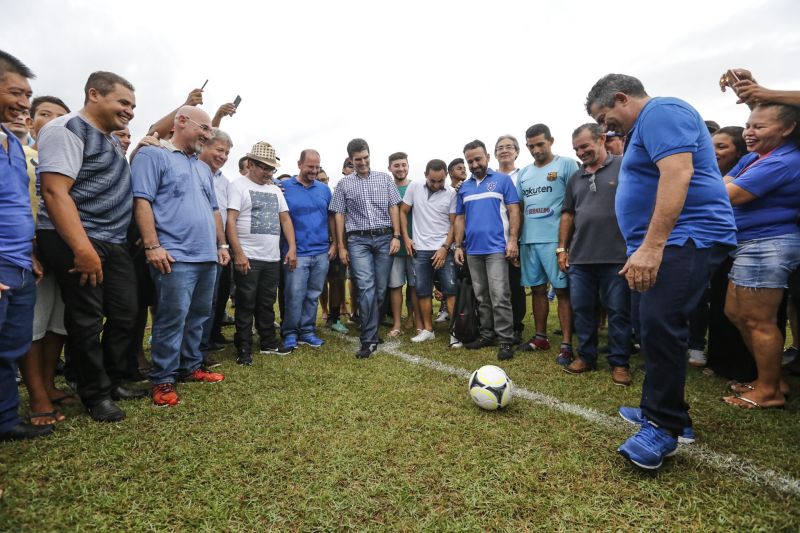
[280,149,335,350]
[0,51,52,441]
[586,73,736,470]
[132,106,230,407]
[453,140,520,361]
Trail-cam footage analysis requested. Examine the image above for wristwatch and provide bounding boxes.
[392,234,401,240]
[218,244,230,250]
[555,247,568,254]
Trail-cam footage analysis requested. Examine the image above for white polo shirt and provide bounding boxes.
[402,180,456,251]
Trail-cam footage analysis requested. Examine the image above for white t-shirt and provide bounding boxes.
[402,180,456,251]
[213,171,230,230]
[227,177,288,261]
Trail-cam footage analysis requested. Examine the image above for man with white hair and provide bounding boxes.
[131,106,230,407]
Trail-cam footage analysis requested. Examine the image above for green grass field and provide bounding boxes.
[2,306,800,531]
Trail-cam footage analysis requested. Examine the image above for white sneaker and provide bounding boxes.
[449,335,463,349]
[411,330,436,343]
[435,310,449,323]
[688,349,707,367]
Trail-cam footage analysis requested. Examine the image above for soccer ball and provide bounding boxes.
[468,365,512,410]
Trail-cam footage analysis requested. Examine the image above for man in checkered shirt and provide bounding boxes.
[330,138,402,359]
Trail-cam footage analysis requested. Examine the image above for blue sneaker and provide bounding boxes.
[298,333,324,348]
[618,407,696,444]
[555,346,574,366]
[618,422,678,470]
[282,334,298,351]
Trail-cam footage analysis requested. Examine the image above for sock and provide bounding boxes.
[561,342,572,351]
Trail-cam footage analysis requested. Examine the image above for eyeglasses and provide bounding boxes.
[252,160,276,174]
[588,173,597,193]
[496,144,516,152]
[182,116,212,133]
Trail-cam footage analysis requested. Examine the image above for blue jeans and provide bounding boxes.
[282,253,329,337]
[635,242,730,434]
[348,234,393,344]
[0,260,36,432]
[149,262,216,384]
[568,263,630,367]
[200,263,223,354]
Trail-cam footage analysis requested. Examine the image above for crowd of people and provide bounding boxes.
[2,49,799,471]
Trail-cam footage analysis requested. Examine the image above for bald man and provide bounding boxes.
[131,106,229,407]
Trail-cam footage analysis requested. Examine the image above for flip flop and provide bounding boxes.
[51,394,78,406]
[30,410,65,425]
[387,329,402,338]
[728,381,791,399]
[722,393,785,410]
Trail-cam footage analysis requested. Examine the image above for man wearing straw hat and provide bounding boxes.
[227,141,297,365]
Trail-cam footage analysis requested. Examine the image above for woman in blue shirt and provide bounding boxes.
[723,103,800,409]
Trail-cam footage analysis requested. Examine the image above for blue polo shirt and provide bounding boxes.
[729,142,800,242]
[456,168,520,255]
[0,126,34,269]
[616,97,737,255]
[131,145,218,263]
[281,176,332,257]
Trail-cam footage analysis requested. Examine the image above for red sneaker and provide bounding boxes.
[181,368,225,383]
[519,336,551,352]
[152,383,180,406]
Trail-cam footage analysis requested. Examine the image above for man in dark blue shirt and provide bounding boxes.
[0,51,51,441]
[586,73,736,470]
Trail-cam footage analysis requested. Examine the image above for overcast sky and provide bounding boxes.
[4,0,800,184]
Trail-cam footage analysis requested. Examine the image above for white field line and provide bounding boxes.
[367,340,800,497]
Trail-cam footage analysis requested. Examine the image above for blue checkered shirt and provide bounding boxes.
[330,171,401,232]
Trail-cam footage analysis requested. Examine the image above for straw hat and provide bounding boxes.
[246,141,281,168]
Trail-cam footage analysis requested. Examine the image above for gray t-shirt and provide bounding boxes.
[561,154,628,264]
[36,112,132,243]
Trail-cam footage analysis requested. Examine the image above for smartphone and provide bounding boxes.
[201,79,208,90]
[727,71,741,95]
[233,95,242,108]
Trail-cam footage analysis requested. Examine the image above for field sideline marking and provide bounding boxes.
[371,340,800,497]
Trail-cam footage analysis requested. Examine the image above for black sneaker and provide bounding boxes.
[203,354,222,369]
[356,343,377,359]
[236,349,253,366]
[497,343,514,361]
[260,342,293,355]
[464,337,495,350]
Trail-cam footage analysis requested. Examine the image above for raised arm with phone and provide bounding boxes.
[719,68,800,108]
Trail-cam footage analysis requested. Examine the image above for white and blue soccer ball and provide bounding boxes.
[468,365,512,410]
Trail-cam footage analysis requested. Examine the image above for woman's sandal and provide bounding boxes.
[722,393,786,410]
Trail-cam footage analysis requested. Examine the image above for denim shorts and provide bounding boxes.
[389,255,416,288]
[414,250,457,297]
[730,233,800,289]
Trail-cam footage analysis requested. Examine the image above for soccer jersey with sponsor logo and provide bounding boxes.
[36,112,132,243]
[456,169,519,255]
[228,177,288,262]
[516,155,578,244]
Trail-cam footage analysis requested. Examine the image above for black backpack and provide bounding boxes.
[451,269,480,343]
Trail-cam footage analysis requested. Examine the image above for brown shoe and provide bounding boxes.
[563,358,595,374]
[611,366,632,387]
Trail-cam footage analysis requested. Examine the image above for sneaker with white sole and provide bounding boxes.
[411,329,436,343]
[687,349,707,367]
[435,309,449,323]
[618,422,678,470]
[618,406,696,444]
[449,335,463,349]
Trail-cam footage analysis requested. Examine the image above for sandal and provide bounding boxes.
[51,393,78,406]
[722,393,786,410]
[728,381,791,399]
[30,410,65,425]
[387,329,402,338]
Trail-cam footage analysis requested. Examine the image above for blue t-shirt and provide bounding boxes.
[616,97,737,255]
[729,142,800,242]
[456,168,520,255]
[131,146,218,263]
[0,126,34,269]
[281,176,332,257]
[516,155,579,244]
[36,112,132,243]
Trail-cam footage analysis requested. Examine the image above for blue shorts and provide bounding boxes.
[730,233,800,289]
[520,242,568,289]
[414,250,457,297]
